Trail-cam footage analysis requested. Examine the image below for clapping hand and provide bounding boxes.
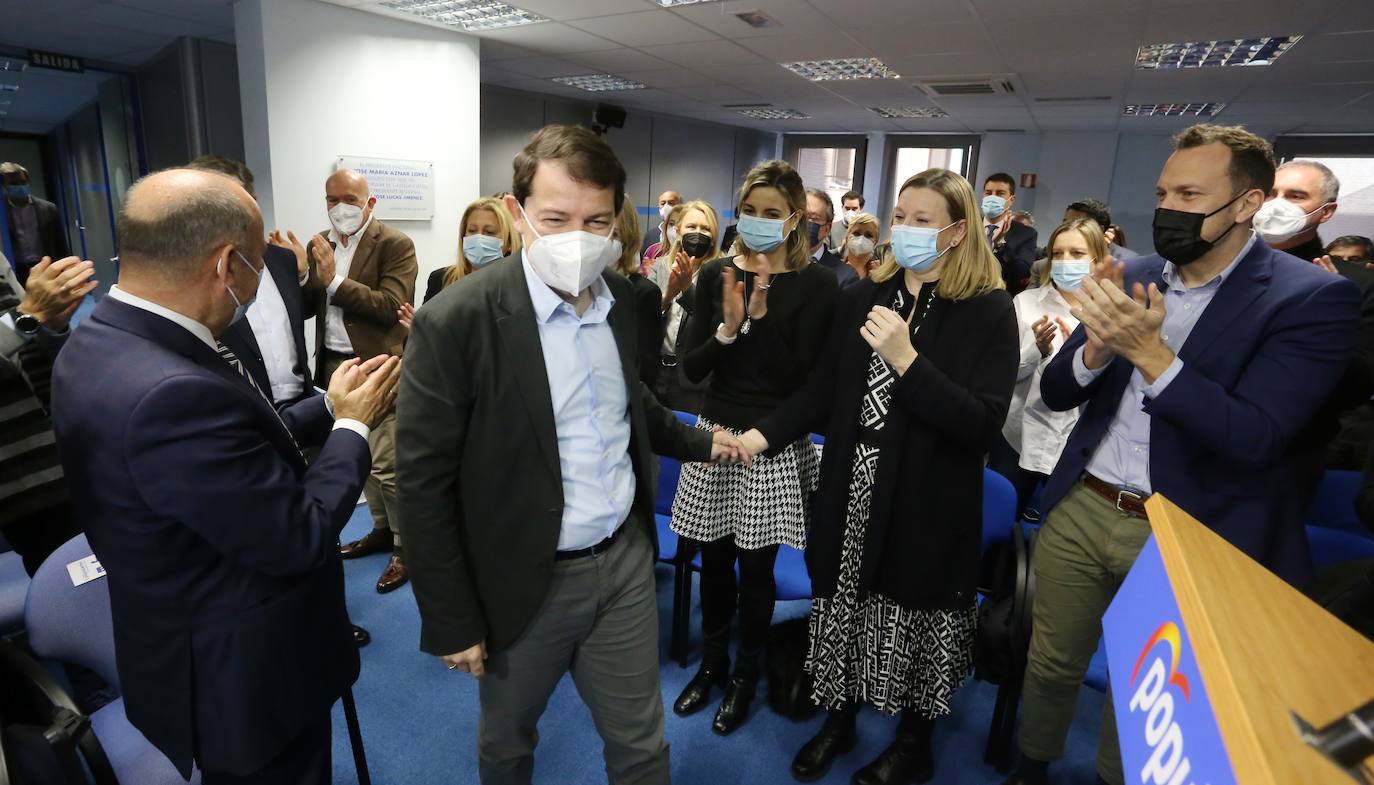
[1313,255,1340,275]
[1032,315,1072,358]
[860,306,917,375]
[397,303,416,331]
[1071,276,1173,381]
[20,256,97,330]
[269,230,308,277]
[720,254,771,336]
[309,234,337,282]
[327,355,402,429]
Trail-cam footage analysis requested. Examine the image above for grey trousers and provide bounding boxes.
[477,521,670,785]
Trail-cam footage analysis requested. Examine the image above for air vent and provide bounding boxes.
[1033,96,1112,103]
[735,10,779,29]
[915,75,1017,98]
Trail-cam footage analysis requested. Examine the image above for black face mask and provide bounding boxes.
[1151,191,1246,266]
[681,231,712,259]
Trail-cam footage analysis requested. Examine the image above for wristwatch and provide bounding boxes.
[10,309,39,337]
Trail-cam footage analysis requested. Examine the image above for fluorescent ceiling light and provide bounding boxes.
[782,57,899,81]
[869,106,948,119]
[379,0,545,31]
[737,107,810,120]
[1135,36,1301,69]
[1122,103,1226,117]
[551,74,645,92]
[652,0,723,6]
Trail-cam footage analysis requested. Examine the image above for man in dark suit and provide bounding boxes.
[1003,125,1361,785]
[981,172,1037,294]
[805,188,858,288]
[304,170,418,592]
[398,125,749,785]
[2,162,71,287]
[49,168,402,784]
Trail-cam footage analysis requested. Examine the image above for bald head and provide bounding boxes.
[327,169,370,200]
[118,168,261,281]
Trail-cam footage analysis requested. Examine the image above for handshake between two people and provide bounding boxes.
[324,355,403,430]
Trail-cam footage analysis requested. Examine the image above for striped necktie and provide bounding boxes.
[216,341,301,456]
[986,224,998,244]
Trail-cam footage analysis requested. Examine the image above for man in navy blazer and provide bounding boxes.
[1004,125,1361,785]
[50,168,401,784]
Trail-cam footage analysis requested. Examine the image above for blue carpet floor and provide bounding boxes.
[330,505,1107,784]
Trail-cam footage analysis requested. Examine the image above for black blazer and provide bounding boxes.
[816,246,859,288]
[395,255,714,656]
[628,272,662,388]
[993,220,1037,295]
[220,245,314,403]
[758,276,1017,611]
[50,298,368,778]
[6,197,69,272]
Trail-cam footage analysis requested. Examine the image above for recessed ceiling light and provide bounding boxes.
[1123,103,1226,117]
[379,0,545,31]
[551,74,645,92]
[1135,36,1301,69]
[782,57,899,82]
[869,106,948,119]
[737,107,810,120]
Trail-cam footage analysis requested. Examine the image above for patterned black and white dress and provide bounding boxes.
[671,421,819,550]
[806,281,979,717]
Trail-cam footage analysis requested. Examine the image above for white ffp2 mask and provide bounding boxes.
[518,202,622,294]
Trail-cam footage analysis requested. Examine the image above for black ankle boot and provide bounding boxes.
[711,675,756,735]
[674,663,729,717]
[851,719,934,785]
[791,708,858,782]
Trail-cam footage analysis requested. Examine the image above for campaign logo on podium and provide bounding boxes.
[1104,536,1237,785]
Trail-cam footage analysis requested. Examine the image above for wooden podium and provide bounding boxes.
[1102,495,1374,785]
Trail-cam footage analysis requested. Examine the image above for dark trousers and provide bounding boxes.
[6,501,82,576]
[695,535,779,680]
[201,712,332,785]
[651,360,704,416]
[987,437,1045,518]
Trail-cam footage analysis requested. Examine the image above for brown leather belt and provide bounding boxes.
[1081,473,1150,519]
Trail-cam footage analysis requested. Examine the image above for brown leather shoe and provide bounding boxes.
[376,553,408,593]
[340,528,391,559]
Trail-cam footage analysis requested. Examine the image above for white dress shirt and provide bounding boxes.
[521,254,636,551]
[323,215,374,354]
[106,285,368,440]
[1003,284,1082,475]
[245,268,305,403]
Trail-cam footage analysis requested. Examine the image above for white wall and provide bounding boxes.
[235,0,481,294]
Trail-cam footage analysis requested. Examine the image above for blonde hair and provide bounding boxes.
[611,194,642,276]
[663,200,721,265]
[839,212,881,260]
[646,203,689,264]
[731,159,810,272]
[1034,218,1108,288]
[443,197,521,289]
[871,168,1004,301]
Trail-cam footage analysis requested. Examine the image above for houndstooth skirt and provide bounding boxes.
[806,441,979,717]
[669,417,820,550]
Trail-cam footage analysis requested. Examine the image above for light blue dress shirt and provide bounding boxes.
[1071,232,1257,494]
[521,255,636,551]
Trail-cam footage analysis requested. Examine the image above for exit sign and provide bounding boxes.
[28,50,84,74]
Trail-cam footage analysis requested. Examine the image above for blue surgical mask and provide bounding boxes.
[1050,259,1092,291]
[463,234,504,269]
[890,222,956,272]
[981,195,1008,220]
[735,212,793,253]
[4,184,30,201]
[224,250,262,325]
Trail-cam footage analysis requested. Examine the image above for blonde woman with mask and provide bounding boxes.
[739,168,1017,785]
[837,212,882,286]
[652,199,721,413]
[669,160,839,735]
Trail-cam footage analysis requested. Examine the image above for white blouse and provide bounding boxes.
[1003,284,1084,476]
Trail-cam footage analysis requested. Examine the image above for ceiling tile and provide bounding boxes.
[567,47,673,72]
[648,38,765,68]
[478,22,622,55]
[497,56,595,78]
[617,68,716,89]
[668,0,841,40]
[733,35,871,63]
[508,0,657,21]
[808,0,976,26]
[567,9,718,47]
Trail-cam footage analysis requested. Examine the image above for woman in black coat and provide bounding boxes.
[741,168,1018,785]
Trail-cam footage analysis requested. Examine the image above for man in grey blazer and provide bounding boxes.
[397,125,749,785]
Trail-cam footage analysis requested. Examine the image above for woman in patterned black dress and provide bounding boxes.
[741,168,1018,785]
